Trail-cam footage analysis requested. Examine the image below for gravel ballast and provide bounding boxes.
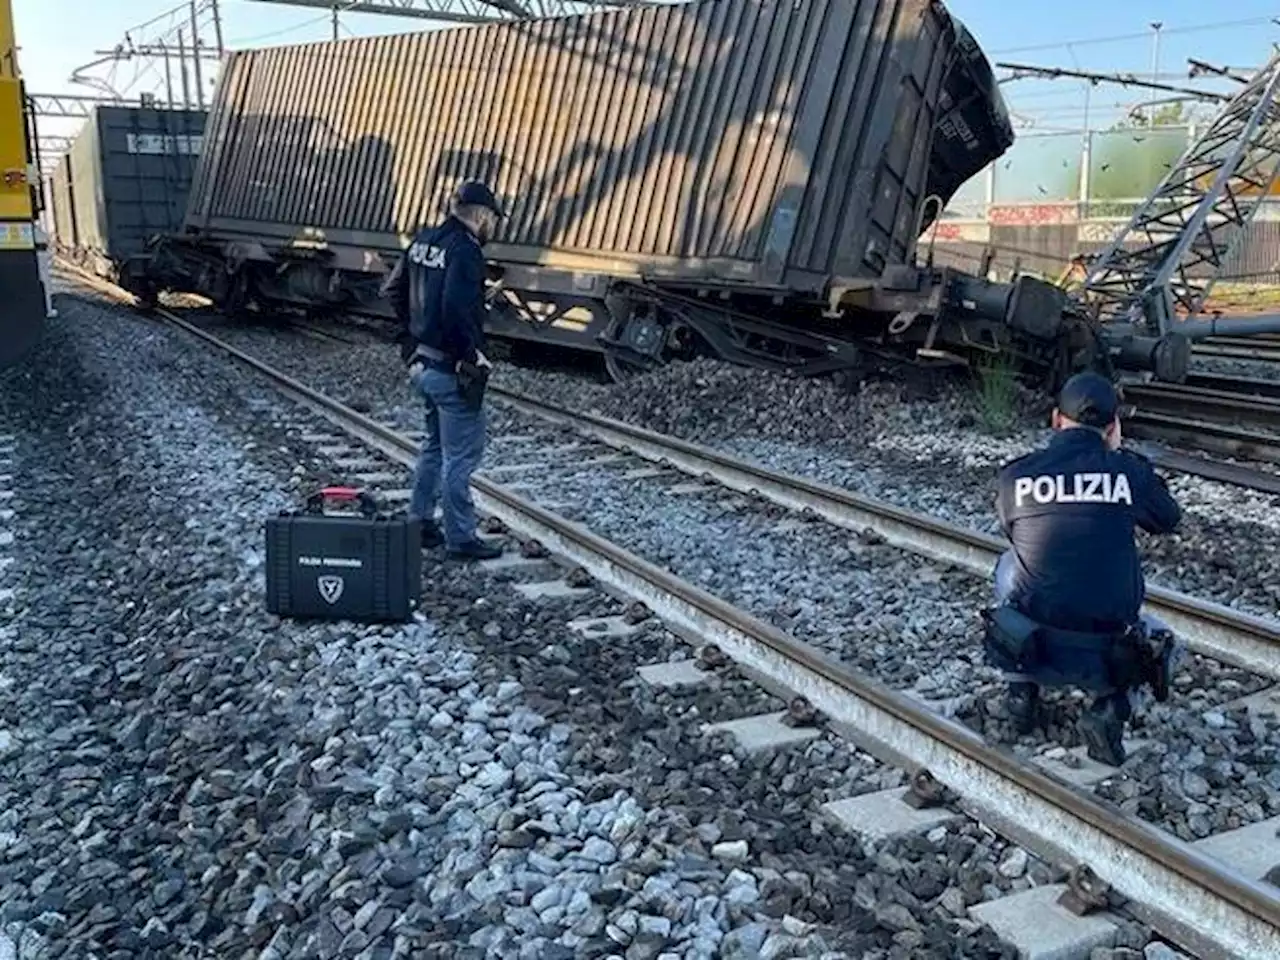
[0,287,1115,958]
[111,307,1280,841]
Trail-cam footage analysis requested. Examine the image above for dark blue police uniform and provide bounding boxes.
[996,429,1181,633]
[391,215,488,371]
[386,181,504,560]
[985,372,1182,765]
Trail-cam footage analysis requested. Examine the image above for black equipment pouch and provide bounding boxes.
[981,605,1045,672]
[1100,626,1145,691]
[456,360,489,410]
[1138,628,1175,702]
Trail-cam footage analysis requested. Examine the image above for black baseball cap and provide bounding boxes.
[454,180,505,218]
[1057,371,1120,428]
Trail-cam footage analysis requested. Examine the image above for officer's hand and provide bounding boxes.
[475,351,493,369]
[407,360,426,385]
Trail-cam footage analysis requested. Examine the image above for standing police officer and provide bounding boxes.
[386,180,505,561]
[984,371,1182,765]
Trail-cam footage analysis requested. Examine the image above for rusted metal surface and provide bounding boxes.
[186,0,1011,290]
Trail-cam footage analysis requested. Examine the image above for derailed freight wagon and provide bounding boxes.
[50,106,207,281]
[132,0,1111,383]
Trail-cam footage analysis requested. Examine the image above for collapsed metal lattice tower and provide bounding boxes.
[1081,50,1280,336]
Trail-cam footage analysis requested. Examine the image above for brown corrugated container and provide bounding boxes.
[187,0,1008,294]
[50,154,77,252]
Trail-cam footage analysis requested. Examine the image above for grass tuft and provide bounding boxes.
[974,352,1019,435]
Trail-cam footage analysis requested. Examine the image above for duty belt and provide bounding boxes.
[413,344,456,372]
[982,605,1173,697]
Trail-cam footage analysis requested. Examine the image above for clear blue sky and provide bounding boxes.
[13,0,1280,143]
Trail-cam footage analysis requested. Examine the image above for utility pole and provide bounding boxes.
[190,0,205,110]
[211,0,224,56]
[161,41,174,107]
[1149,21,1163,127]
[332,3,340,40]
[1080,80,1093,214]
[178,28,191,107]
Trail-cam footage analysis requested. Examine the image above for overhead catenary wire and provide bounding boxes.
[989,15,1280,56]
[225,0,366,46]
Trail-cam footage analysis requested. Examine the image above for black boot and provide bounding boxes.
[1007,682,1040,736]
[447,538,503,561]
[421,523,444,549]
[1078,694,1128,767]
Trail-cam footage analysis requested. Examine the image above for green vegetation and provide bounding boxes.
[1114,101,1208,129]
[974,352,1019,435]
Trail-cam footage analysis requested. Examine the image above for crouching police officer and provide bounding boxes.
[982,371,1183,766]
[386,180,505,561]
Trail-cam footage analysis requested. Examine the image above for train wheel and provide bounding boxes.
[132,283,158,313]
[224,270,251,319]
[602,303,667,384]
[603,348,653,383]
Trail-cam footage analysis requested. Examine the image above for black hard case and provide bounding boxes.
[266,488,421,623]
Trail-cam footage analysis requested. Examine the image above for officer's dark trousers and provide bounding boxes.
[992,551,1180,714]
[409,367,485,547]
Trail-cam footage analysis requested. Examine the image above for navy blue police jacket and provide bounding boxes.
[389,215,487,366]
[996,428,1181,633]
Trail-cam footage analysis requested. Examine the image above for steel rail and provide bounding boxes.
[58,263,1280,959]
[1126,382,1280,432]
[1195,338,1280,363]
[1127,410,1280,466]
[1138,445,1280,497]
[125,300,1280,960]
[489,386,1280,681]
[1183,371,1280,400]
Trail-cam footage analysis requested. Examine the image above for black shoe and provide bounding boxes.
[446,538,503,561]
[421,524,444,549]
[1007,682,1040,736]
[1078,703,1127,767]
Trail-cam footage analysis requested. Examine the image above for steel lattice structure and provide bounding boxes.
[1081,51,1280,335]
[248,0,654,25]
[28,93,141,119]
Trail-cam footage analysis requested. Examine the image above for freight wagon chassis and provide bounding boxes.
[124,235,1186,395]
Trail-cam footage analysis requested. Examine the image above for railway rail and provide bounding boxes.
[1124,376,1280,468]
[63,265,1280,960]
[1195,335,1280,364]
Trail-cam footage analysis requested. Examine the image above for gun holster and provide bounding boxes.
[456,361,490,410]
[1140,628,1175,702]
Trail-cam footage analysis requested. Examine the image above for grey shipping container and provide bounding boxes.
[185,0,1011,293]
[50,106,207,278]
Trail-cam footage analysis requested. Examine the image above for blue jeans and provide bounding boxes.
[409,367,485,547]
[993,550,1182,710]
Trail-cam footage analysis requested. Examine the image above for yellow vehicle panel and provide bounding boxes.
[0,0,32,229]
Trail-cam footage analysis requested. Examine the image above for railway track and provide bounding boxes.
[482,385,1280,681]
[1196,334,1280,365]
[1124,375,1280,470]
[67,266,1280,960]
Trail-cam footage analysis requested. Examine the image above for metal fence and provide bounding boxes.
[943,125,1280,220]
[933,125,1280,286]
